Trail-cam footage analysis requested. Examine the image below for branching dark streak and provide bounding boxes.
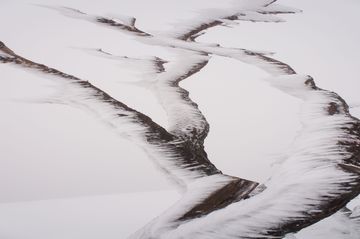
[0,40,259,222]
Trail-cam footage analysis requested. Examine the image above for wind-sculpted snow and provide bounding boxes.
[0,40,258,225]
[151,51,210,142]
[86,47,211,143]
[1,0,360,238]
[36,5,152,37]
[162,75,360,238]
[81,48,167,74]
[286,208,360,239]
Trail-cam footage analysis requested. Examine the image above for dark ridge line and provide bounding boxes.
[168,9,360,231]
[257,9,299,15]
[271,179,360,237]
[152,7,302,224]
[42,3,360,233]
[153,56,167,73]
[179,19,224,41]
[0,40,172,143]
[244,50,297,75]
[264,0,278,7]
[177,0,283,41]
[57,6,152,37]
[178,177,259,222]
[51,6,152,37]
[95,48,167,73]
[43,6,297,77]
[43,5,296,146]
[261,77,360,237]
[0,56,14,63]
[122,18,296,77]
[96,48,113,56]
[93,46,209,142]
[339,164,360,176]
[81,44,261,222]
[49,2,360,236]
[179,14,275,42]
[170,59,210,143]
[306,77,360,171]
[171,76,360,237]
[0,40,259,223]
[96,17,152,37]
[14,2,360,234]
[177,11,285,42]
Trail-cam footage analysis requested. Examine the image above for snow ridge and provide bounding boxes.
[2,0,360,238]
[0,39,258,232]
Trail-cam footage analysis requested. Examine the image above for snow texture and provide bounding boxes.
[1,0,360,238]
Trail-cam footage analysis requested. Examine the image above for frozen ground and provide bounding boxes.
[0,0,359,238]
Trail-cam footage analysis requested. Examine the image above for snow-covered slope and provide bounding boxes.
[1,0,359,238]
